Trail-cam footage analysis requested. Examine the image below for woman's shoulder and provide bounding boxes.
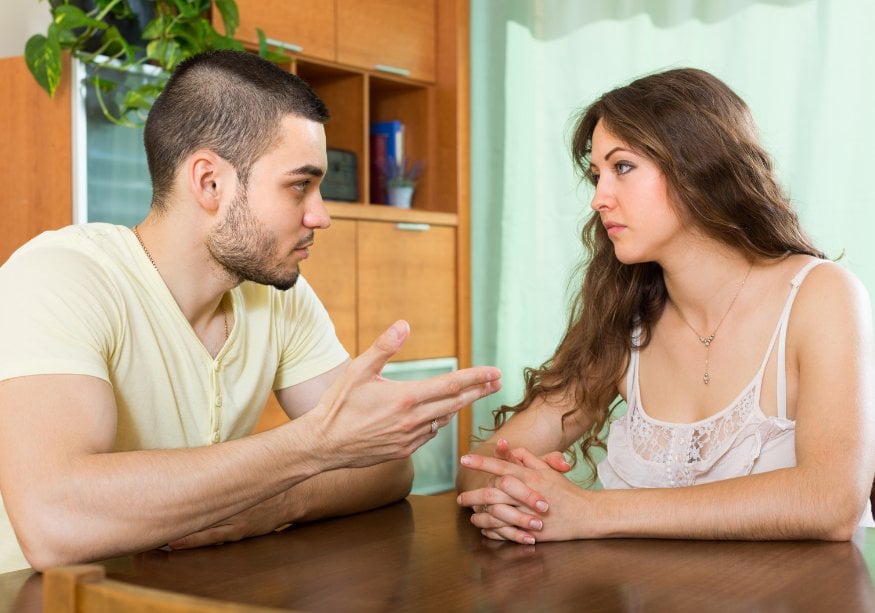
[758,253,862,293]
[781,254,872,339]
[784,254,868,300]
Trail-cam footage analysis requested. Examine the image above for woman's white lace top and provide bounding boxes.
[598,259,873,526]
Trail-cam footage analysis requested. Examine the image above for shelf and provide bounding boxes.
[325,202,457,226]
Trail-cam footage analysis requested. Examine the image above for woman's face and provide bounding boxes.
[589,121,688,265]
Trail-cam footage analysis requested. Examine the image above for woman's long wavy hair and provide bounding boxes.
[493,68,823,481]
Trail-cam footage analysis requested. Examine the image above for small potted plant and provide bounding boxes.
[384,157,424,208]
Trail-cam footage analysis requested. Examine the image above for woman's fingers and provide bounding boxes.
[471,502,543,533]
[473,497,542,545]
[458,444,571,546]
[460,455,550,514]
[456,482,518,511]
[488,441,571,473]
[541,451,572,473]
[494,438,512,460]
[481,524,538,545]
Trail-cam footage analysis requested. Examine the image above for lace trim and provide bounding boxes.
[629,385,757,486]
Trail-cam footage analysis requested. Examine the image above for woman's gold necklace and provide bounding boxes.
[132,226,228,343]
[670,263,753,385]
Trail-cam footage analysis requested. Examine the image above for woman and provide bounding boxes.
[456,68,875,544]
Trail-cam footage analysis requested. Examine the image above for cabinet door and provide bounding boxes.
[0,56,72,264]
[221,0,336,62]
[336,0,436,82]
[300,218,357,355]
[357,221,455,361]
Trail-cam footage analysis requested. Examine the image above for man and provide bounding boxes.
[0,50,501,573]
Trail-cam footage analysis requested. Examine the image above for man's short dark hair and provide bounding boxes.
[144,50,329,209]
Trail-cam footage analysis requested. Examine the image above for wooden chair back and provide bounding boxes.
[43,565,285,613]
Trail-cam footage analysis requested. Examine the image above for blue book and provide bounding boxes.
[370,120,404,168]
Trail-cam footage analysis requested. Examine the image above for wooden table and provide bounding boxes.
[3,493,875,612]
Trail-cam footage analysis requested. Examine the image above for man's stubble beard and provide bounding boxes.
[207,188,301,291]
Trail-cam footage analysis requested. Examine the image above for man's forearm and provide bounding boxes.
[285,458,414,523]
[166,458,414,550]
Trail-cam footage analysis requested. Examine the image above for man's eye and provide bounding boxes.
[292,180,311,192]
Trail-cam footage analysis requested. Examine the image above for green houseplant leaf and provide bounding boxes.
[257,28,290,64]
[53,4,106,32]
[22,0,281,127]
[213,0,239,37]
[24,28,62,96]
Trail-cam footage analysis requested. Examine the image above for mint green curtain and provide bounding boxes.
[469,0,875,480]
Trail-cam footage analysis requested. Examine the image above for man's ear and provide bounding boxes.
[187,150,233,213]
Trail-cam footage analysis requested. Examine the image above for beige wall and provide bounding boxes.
[1,1,51,59]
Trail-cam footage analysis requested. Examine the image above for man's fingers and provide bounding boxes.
[167,524,232,549]
[353,320,410,378]
[409,377,501,423]
[403,366,502,414]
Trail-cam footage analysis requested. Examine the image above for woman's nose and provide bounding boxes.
[590,181,614,212]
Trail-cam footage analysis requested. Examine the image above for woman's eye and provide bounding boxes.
[590,172,600,185]
[615,161,633,175]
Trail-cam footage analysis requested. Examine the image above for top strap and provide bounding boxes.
[626,329,642,402]
[775,259,828,418]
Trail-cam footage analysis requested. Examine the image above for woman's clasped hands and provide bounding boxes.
[457,438,590,544]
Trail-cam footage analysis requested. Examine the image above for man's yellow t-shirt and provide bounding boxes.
[0,223,349,572]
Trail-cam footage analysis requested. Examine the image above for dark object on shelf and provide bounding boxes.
[370,133,387,204]
[322,149,359,202]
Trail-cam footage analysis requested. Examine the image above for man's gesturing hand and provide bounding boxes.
[312,320,502,467]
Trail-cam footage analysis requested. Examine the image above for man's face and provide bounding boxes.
[208,115,330,290]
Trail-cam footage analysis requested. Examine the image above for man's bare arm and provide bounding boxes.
[0,321,500,568]
[166,362,417,549]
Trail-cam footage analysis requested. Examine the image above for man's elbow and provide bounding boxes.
[20,531,90,572]
[13,508,95,572]
[393,457,414,498]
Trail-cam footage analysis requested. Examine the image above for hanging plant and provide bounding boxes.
[24,0,287,127]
